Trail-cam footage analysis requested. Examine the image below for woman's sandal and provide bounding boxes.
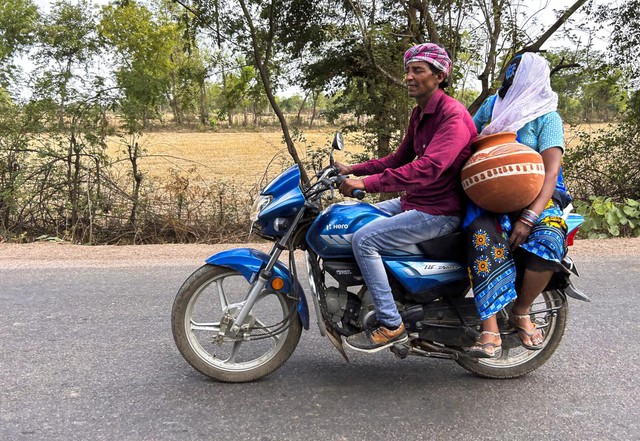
[509,312,545,350]
[464,331,502,359]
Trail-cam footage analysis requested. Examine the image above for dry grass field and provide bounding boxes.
[564,122,612,150]
[106,130,365,189]
[104,122,609,190]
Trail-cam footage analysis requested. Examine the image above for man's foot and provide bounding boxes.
[344,323,408,353]
[464,331,502,359]
[509,309,544,350]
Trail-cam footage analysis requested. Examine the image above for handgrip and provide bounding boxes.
[351,189,365,200]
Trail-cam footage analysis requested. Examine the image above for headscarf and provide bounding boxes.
[404,43,452,75]
[480,52,558,136]
[498,55,523,98]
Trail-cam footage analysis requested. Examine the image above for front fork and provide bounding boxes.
[228,206,308,335]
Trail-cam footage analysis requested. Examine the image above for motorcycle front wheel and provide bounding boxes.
[456,289,567,379]
[172,264,302,383]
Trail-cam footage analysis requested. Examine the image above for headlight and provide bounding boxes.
[250,195,273,222]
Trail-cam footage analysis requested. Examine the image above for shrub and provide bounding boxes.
[574,197,640,238]
[563,91,640,201]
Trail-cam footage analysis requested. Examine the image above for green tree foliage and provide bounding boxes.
[99,0,179,130]
[548,50,627,124]
[598,0,639,86]
[1,0,638,242]
[0,0,39,83]
[559,0,640,237]
[24,0,110,241]
[33,0,101,125]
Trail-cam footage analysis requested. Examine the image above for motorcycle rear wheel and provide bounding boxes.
[172,265,302,383]
[456,290,567,379]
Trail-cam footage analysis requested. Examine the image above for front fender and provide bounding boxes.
[205,248,310,330]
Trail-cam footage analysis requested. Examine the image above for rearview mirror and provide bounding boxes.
[331,132,344,151]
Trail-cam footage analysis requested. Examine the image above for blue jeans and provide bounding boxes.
[352,198,460,327]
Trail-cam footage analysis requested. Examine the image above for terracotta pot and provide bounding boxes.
[461,132,544,213]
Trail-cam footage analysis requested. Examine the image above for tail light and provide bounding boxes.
[566,227,580,246]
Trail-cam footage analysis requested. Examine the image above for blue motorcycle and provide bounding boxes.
[171,133,588,382]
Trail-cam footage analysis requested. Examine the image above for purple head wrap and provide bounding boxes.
[404,43,452,75]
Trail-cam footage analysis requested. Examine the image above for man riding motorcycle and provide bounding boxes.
[335,43,476,353]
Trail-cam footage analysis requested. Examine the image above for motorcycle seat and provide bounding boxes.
[416,231,466,264]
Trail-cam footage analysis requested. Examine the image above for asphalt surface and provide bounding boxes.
[1,254,638,440]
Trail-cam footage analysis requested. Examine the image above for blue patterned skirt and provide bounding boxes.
[464,200,568,321]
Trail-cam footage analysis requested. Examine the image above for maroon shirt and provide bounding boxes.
[351,89,476,216]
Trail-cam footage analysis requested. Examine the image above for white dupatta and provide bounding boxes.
[481,52,558,136]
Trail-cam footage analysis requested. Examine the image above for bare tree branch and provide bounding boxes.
[348,0,406,87]
[550,57,581,76]
[469,0,588,114]
[520,0,589,54]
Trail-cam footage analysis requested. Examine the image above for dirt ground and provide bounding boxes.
[1,237,638,269]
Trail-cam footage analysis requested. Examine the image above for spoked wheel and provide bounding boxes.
[456,290,567,379]
[172,265,302,383]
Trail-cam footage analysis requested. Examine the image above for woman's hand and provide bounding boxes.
[335,162,352,175]
[509,220,533,249]
[339,178,365,197]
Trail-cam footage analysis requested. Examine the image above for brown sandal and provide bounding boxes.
[509,312,544,350]
[464,331,502,359]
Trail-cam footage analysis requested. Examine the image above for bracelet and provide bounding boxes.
[518,216,535,228]
[519,209,539,226]
[521,208,539,222]
[519,215,536,227]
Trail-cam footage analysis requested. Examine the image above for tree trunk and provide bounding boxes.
[170,67,182,124]
[128,140,143,233]
[239,0,309,184]
[309,90,319,128]
[296,92,309,125]
[199,77,208,125]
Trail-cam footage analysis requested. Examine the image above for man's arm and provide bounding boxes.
[362,111,473,193]
[347,110,418,177]
[350,134,416,177]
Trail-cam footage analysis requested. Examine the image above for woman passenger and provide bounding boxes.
[464,52,572,358]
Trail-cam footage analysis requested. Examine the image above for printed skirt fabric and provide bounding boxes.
[466,211,518,321]
[519,204,567,266]
[465,201,568,321]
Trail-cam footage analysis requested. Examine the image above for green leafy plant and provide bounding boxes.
[574,197,640,238]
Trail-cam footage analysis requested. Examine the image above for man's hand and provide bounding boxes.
[339,178,365,197]
[509,220,533,249]
[335,162,352,175]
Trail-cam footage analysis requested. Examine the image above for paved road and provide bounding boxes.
[1,253,638,440]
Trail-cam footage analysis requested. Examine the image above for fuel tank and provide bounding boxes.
[306,201,388,259]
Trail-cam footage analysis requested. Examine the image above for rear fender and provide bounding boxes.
[205,248,310,329]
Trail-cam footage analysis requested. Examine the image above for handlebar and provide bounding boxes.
[334,174,366,200]
[351,189,365,200]
[307,167,366,200]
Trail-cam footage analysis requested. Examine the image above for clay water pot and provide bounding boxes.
[461,132,544,213]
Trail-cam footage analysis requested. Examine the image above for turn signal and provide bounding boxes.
[271,277,285,291]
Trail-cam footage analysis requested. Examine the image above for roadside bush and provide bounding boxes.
[563,92,640,202]
[574,197,640,238]
[563,121,640,201]
[563,91,640,238]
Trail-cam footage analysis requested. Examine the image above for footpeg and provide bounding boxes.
[564,280,590,302]
[390,343,409,359]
